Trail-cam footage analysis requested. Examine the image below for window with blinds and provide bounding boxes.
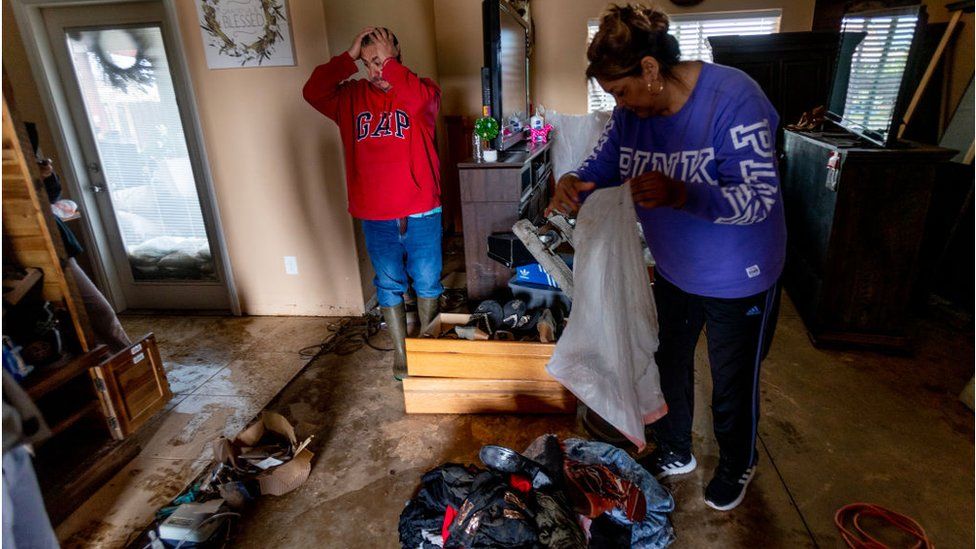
[587,10,782,113]
[837,11,919,135]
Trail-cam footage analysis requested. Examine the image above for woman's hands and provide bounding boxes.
[629,171,687,209]
[547,174,596,216]
[546,171,687,216]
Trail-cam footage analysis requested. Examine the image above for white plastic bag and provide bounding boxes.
[546,183,667,450]
[545,110,612,180]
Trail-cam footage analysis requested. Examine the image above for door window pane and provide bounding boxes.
[66,26,216,281]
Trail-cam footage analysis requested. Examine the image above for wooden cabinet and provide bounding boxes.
[709,32,841,132]
[459,141,553,300]
[780,129,955,351]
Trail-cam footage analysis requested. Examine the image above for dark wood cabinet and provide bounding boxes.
[780,129,955,351]
[459,142,552,300]
[709,32,840,131]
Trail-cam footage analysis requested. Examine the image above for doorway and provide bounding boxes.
[31,0,234,311]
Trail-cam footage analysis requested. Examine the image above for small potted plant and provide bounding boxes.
[474,116,500,162]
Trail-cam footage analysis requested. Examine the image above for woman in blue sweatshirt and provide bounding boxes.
[550,4,786,511]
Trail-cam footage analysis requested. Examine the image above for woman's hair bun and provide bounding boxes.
[586,3,681,81]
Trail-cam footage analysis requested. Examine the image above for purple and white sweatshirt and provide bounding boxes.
[571,63,786,299]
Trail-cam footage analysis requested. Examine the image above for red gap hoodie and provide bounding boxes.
[303,52,441,221]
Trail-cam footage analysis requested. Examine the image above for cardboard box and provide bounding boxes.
[212,411,313,496]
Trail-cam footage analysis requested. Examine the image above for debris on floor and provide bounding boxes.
[398,434,675,549]
[143,411,314,548]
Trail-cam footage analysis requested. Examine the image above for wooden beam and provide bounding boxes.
[403,377,575,414]
[898,10,963,139]
[406,337,556,381]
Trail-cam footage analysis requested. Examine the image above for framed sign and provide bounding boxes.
[196,0,296,69]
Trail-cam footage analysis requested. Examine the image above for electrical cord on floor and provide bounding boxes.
[173,512,241,549]
[298,313,392,361]
[834,503,932,549]
[140,511,240,549]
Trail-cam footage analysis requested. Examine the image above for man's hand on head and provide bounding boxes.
[369,28,399,65]
[347,27,374,60]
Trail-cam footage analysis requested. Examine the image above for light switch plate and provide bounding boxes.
[284,256,299,275]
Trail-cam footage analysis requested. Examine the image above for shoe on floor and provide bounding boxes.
[473,300,503,333]
[501,299,528,330]
[537,308,556,343]
[637,444,697,480]
[704,461,757,511]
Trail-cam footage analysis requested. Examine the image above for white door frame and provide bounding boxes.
[10,0,241,314]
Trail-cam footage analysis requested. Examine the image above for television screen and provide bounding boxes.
[499,7,528,140]
[484,0,529,151]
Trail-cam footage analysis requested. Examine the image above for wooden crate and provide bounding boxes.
[403,313,574,414]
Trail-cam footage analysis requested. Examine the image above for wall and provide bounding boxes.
[171,0,365,315]
[433,0,485,118]
[321,0,440,81]
[433,0,817,117]
[2,1,59,166]
[4,0,370,316]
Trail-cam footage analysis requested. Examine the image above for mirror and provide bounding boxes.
[827,5,926,147]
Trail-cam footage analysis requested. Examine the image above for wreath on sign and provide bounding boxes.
[69,29,155,91]
[200,0,286,65]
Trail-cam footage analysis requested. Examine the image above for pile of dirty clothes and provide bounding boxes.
[398,435,675,548]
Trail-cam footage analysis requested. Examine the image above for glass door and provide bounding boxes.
[42,2,231,310]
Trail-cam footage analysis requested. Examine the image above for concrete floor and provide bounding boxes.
[56,315,342,548]
[56,296,974,548]
[232,296,973,548]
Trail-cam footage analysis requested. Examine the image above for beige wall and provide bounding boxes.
[171,0,364,316]
[4,0,446,316]
[433,0,816,117]
[3,0,60,170]
[3,1,427,316]
[2,0,369,316]
[433,0,485,118]
[321,0,440,81]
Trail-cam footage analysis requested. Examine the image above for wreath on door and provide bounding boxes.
[199,0,286,65]
[68,29,155,91]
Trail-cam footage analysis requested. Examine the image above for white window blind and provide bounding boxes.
[838,12,918,133]
[587,10,782,113]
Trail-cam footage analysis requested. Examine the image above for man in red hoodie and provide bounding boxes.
[303,27,442,380]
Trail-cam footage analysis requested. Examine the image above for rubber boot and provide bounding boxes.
[417,296,440,336]
[382,303,408,380]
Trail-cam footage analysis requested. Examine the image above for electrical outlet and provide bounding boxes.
[284,256,299,275]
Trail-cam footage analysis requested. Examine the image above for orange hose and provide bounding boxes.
[834,503,933,549]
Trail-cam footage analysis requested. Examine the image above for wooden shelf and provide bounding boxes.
[23,345,110,400]
[2,267,43,306]
[48,399,100,437]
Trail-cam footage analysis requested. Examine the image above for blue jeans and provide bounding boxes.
[3,446,59,549]
[362,212,443,308]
